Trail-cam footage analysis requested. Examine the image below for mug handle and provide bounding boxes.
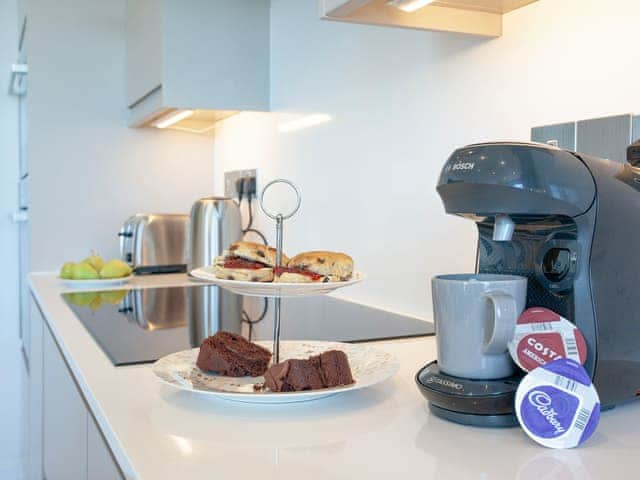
[483,292,517,355]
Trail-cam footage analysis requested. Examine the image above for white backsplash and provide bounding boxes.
[212,0,640,320]
[28,0,215,271]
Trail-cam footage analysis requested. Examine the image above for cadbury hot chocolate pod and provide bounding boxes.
[515,358,600,449]
[508,307,588,373]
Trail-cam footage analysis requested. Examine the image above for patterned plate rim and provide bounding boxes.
[152,340,399,398]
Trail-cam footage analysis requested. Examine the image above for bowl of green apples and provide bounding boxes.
[59,253,132,288]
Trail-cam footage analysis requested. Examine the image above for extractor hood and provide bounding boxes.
[127,0,269,135]
[132,106,237,135]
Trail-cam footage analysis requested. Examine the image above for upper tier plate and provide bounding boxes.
[152,340,399,404]
[189,267,364,297]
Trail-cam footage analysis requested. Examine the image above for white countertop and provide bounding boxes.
[29,273,640,480]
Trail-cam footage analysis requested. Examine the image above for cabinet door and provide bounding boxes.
[24,298,45,480]
[42,328,88,480]
[88,417,124,480]
[126,0,162,106]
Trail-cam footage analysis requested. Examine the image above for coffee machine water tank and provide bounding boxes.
[437,141,640,407]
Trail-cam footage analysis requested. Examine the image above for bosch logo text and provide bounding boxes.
[451,162,475,171]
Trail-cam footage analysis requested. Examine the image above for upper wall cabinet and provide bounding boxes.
[320,0,538,38]
[127,0,270,133]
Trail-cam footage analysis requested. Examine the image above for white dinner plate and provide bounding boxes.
[152,340,399,404]
[60,275,133,288]
[189,267,364,297]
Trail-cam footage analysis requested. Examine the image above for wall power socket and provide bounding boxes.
[225,169,258,200]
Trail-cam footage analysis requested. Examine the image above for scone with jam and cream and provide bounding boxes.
[214,241,289,282]
[275,251,353,283]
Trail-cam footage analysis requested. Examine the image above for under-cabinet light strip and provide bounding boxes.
[387,0,435,13]
[153,109,195,129]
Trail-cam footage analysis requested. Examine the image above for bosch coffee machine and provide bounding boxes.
[417,141,640,426]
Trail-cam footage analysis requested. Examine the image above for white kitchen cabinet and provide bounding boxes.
[40,303,124,480]
[88,417,124,480]
[23,297,44,480]
[126,0,162,107]
[320,0,538,38]
[43,326,88,480]
[126,0,270,131]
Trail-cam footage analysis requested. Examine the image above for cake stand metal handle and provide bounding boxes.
[259,179,301,224]
[258,179,302,364]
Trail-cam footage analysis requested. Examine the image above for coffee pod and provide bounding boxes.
[508,307,587,372]
[515,358,600,449]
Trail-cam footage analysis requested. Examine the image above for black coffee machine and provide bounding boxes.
[417,141,640,427]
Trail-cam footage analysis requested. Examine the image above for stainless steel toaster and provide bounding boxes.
[119,214,189,274]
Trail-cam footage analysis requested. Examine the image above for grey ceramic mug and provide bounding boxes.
[432,274,527,380]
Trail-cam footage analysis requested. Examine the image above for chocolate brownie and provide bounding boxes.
[317,350,355,386]
[196,332,271,377]
[264,349,355,392]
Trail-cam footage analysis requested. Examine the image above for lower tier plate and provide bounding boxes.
[153,340,399,404]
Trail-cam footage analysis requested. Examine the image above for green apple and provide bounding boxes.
[99,259,131,279]
[60,262,75,279]
[82,253,105,272]
[71,262,100,280]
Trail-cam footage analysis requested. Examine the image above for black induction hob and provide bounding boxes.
[62,284,434,366]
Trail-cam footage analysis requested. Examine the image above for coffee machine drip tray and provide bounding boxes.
[415,361,522,428]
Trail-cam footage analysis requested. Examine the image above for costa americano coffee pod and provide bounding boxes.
[515,358,600,449]
[508,307,587,372]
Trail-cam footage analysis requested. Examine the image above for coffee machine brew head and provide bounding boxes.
[436,141,640,408]
[492,214,515,242]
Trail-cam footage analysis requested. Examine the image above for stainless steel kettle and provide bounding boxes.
[188,197,242,271]
[188,197,243,346]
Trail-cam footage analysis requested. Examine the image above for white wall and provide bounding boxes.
[0,1,24,478]
[28,0,215,271]
[211,0,640,320]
